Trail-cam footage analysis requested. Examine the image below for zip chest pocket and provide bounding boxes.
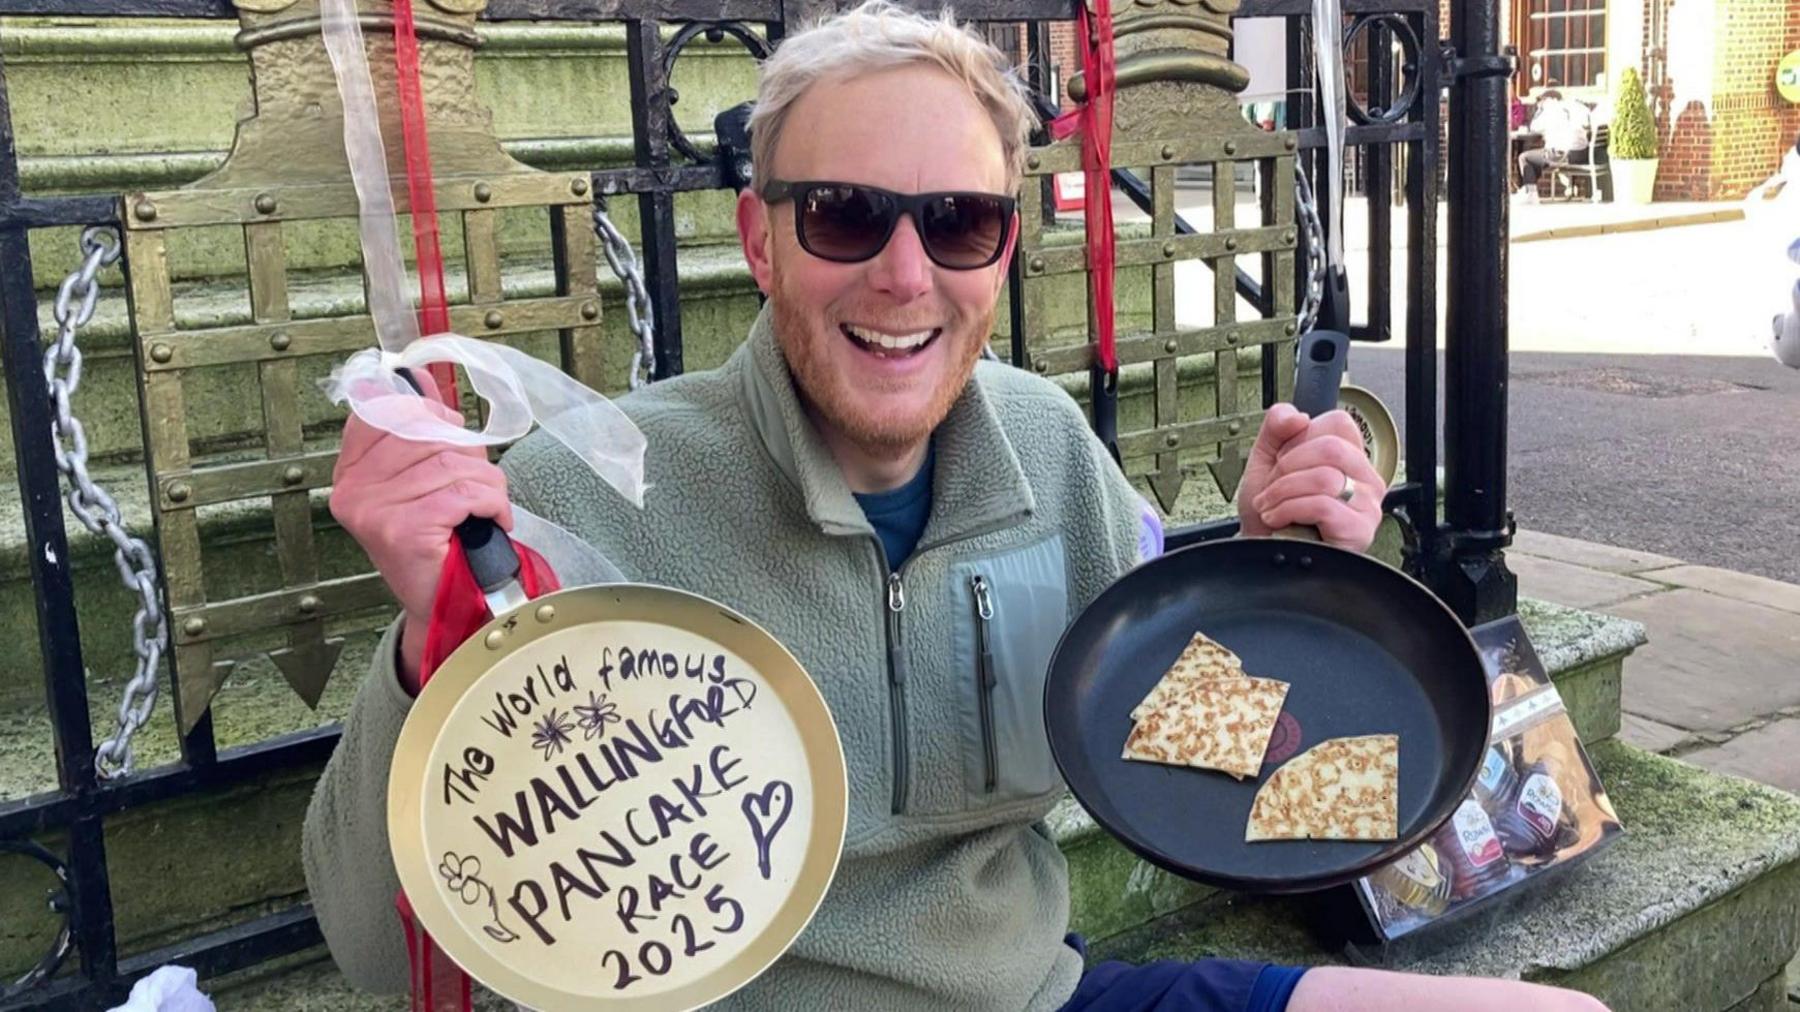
[949,536,1069,807]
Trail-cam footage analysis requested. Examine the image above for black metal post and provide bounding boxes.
[625,20,684,379]
[1362,19,1393,343]
[1403,7,1441,574]
[1440,0,1516,623]
[0,52,120,988]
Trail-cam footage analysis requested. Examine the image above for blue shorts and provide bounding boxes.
[1057,935,1307,1012]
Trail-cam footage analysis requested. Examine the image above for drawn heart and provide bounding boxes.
[741,780,794,880]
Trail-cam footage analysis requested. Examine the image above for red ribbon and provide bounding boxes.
[1048,1,1119,374]
[391,0,457,405]
[400,537,560,1012]
[386,5,565,1008]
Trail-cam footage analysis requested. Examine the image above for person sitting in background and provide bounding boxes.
[1514,90,1592,204]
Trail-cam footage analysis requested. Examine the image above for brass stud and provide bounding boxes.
[150,343,173,364]
[571,177,590,196]
[1161,143,1176,160]
[1164,433,1180,447]
[166,481,191,503]
[1228,331,1240,345]
[1224,141,1238,156]
[1028,257,1045,274]
[282,465,305,486]
[133,200,157,222]
[1229,421,1243,435]
[484,310,505,330]
[1226,237,1240,251]
[298,594,321,615]
[580,301,600,321]
[254,193,278,215]
[473,182,493,203]
[1283,230,1297,244]
[485,629,506,650]
[1164,339,1179,353]
[182,617,206,637]
[269,331,291,352]
[535,604,557,624]
[1286,322,1298,336]
[1026,153,1041,171]
[1162,241,1177,258]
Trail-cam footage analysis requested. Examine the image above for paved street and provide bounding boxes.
[1346,216,1800,584]
[1131,185,1800,581]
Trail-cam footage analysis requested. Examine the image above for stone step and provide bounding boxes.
[163,741,1800,1012]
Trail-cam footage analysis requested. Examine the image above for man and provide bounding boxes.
[1514,89,1593,204]
[305,4,1609,1009]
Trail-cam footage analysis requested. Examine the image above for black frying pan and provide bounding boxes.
[1043,326,1490,894]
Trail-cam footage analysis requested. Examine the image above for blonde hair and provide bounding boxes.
[748,1,1038,191]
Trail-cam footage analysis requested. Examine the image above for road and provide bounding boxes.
[1342,219,1800,583]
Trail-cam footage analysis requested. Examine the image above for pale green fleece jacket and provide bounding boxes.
[301,306,1147,1009]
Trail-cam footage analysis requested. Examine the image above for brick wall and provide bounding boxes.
[1707,0,1800,197]
[1049,21,1078,111]
[1645,0,1796,201]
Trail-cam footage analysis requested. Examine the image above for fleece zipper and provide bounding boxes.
[970,574,999,793]
[871,514,1024,815]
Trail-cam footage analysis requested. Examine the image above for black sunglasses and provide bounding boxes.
[760,179,1016,270]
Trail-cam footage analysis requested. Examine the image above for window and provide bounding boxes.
[1518,0,1607,92]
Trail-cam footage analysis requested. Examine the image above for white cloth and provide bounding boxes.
[1530,99,1590,154]
[107,966,215,1012]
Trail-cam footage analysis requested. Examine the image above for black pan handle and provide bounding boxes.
[1293,328,1348,418]
[392,369,523,595]
[1270,329,1350,543]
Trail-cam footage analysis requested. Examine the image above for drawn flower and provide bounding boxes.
[574,691,622,741]
[438,852,484,905]
[530,708,575,760]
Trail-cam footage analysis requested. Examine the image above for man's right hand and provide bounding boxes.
[328,391,513,691]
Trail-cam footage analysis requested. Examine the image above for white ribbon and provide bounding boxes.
[316,0,647,508]
[1310,0,1347,274]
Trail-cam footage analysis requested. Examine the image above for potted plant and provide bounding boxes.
[1610,67,1659,204]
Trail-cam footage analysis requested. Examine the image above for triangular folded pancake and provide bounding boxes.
[1128,632,1246,721]
[1246,734,1399,842]
[1121,675,1290,779]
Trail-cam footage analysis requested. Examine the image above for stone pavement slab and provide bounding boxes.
[1510,529,1683,575]
[1637,566,1800,617]
[1681,717,1800,797]
[1508,552,1666,609]
[1609,589,1800,734]
[1622,712,1700,755]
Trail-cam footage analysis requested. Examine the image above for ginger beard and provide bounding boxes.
[767,262,995,457]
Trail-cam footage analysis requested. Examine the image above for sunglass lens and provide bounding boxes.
[800,185,895,261]
[920,194,1009,268]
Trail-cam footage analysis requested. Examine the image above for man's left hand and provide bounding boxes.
[1237,404,1387,552]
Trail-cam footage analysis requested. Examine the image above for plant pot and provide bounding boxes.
[1612,157,1659,205]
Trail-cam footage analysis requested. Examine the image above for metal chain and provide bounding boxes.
[44,227,167,780]
[592,200,657,390]
[1295,162,1328,334]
